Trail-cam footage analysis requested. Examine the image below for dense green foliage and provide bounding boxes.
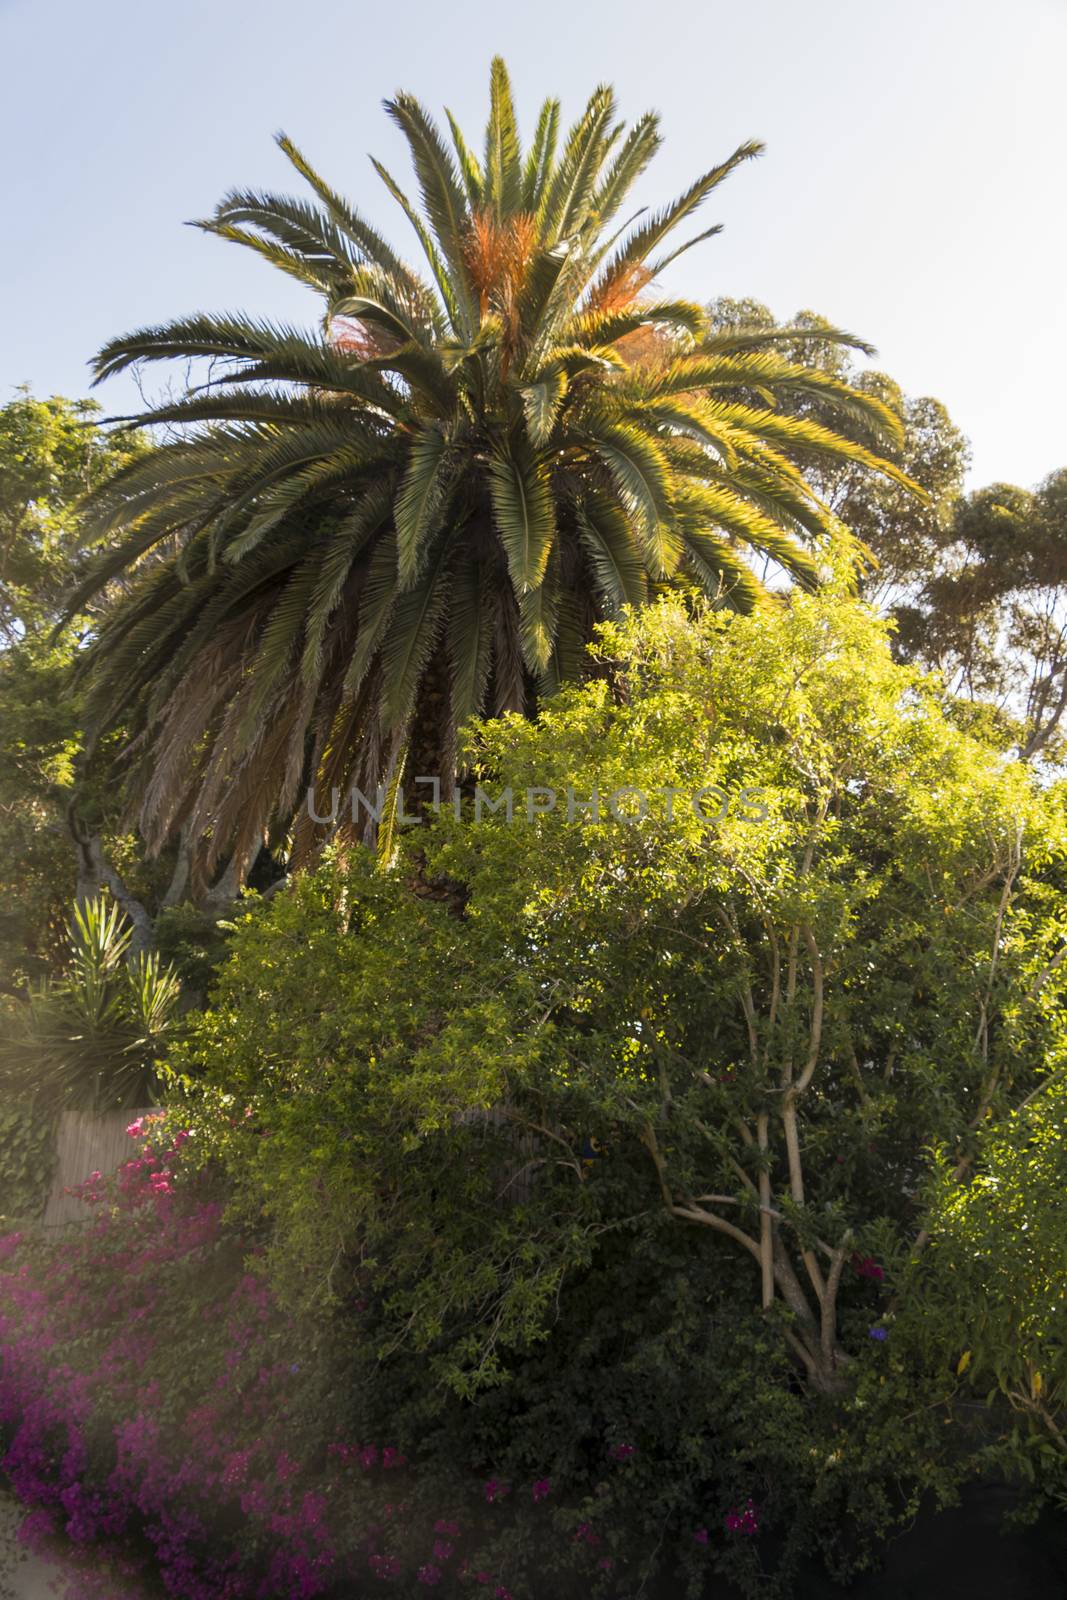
[0,390,144,641]
[0,393,147,992]
[897,1072,1067,1503]
[176,594,1065,1384]
[0,1103,55,1222]
[150,593,1067,1591]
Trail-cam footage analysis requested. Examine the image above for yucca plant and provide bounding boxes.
[73,58,915,884]
[0,897,180,1112]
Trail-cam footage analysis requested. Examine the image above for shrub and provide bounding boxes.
[0,1103,54,1222]
[894,1072,1067,1508]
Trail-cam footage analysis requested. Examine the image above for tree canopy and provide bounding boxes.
[173,592,1067,1403]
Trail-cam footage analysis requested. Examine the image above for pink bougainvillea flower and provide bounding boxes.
[610,1442,635,1461]
[724,1498,760,1535]
[693,1527,709,1545]
[416,1564,441,1586]
[483,1478,509,1503]
[432,1539,453,1561]
[532,1477,551,1502]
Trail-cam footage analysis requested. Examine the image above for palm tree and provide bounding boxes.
[74,58,913,888]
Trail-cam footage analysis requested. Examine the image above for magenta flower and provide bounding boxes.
[724,1498,760,1535]
[484,1478,509,1503]
[693,1527,709,1545]
[532,1477,551,1502]
[610,1442,635,1461]
[382,1446,406,1469]
[417,1564,441,1586]
[432,1539,453,1561]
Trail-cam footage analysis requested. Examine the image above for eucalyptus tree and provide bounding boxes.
[75,59,913,884]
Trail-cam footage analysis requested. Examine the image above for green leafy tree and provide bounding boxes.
[0,390,143,641]
[893,472,1067,760]
[0,393,149,988]
[171,592,1066,1401]
[74,60,914,887]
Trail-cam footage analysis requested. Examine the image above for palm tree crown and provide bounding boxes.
[75,58,914,883]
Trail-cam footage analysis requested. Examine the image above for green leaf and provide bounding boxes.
[394,427,451,588]
[519,370,568,447]
[486,446,557,594]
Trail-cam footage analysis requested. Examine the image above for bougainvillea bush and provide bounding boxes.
[0,1124,848,1600]
[0,1129,960,1600]
[1,1123,587,1600]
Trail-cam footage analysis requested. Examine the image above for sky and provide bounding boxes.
[1,0,1065,490]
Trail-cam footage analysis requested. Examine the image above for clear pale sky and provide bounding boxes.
[2,0,1064,489]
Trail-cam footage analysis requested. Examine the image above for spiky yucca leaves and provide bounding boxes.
[76,58,915,882]
[0,897,180,1112]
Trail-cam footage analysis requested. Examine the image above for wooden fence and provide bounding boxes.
[41,1108,153,1227]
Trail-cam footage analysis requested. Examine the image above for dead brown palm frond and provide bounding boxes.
[585,261,654,316]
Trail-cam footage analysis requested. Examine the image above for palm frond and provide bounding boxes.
[484,56,523,219]
[486,445,557,593]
